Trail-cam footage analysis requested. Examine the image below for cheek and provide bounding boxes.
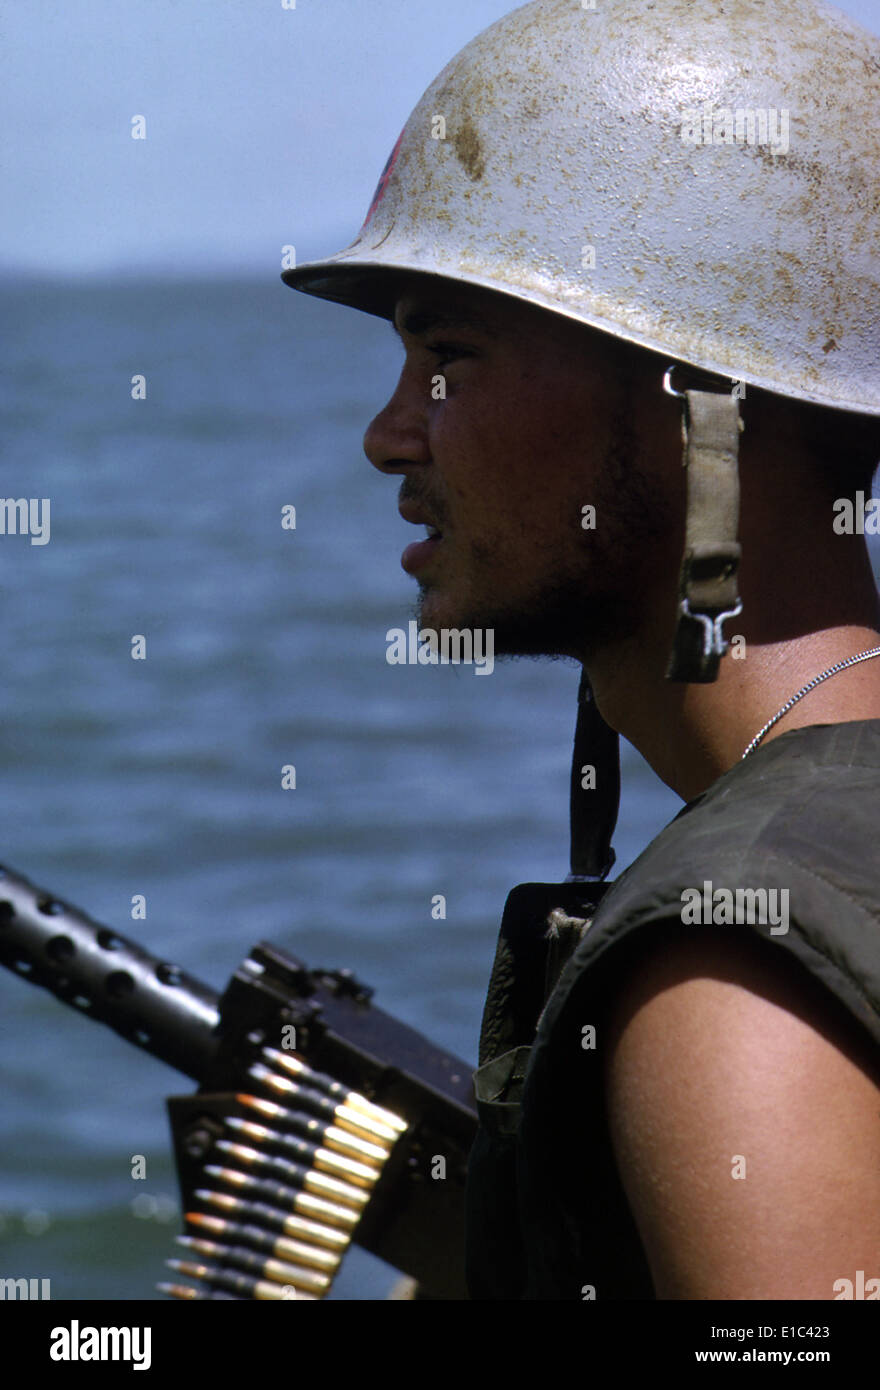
[432,372,600,547]
[446,389,562,480]
[490,404,593,524]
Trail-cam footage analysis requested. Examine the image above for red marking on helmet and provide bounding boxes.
[360,131,404,231]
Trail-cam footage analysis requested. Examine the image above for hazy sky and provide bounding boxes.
[3,0,878,275]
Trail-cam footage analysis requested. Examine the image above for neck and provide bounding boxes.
[585,543,880,802]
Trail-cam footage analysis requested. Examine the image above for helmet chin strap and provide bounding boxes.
[567,379,743,881]
[664,379,744,683]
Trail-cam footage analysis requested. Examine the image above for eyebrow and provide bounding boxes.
[391,307,498,339]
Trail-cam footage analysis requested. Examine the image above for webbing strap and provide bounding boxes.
[567,672,619,882]
[666,388,743,683]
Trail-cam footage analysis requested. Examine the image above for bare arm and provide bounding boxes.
[602,927,880,1299]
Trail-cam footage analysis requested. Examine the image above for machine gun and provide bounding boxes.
[0,862,477,1300]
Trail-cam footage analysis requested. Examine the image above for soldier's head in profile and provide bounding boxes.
[286,0,880,797]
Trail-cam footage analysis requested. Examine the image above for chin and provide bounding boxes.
[416,598,500,644]
[415,575,597,659]
[414,588,463,633]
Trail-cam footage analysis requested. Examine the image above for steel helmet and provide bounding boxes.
[284,0,880,417]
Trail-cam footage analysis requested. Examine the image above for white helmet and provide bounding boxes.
[285,0,880,417]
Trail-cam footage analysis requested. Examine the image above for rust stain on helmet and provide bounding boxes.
[452,120,485,182]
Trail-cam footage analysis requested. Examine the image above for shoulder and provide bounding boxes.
[602,923,880,1299]
[590,725,880,970]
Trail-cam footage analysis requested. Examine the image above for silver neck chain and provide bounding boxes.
[741,646,880,760]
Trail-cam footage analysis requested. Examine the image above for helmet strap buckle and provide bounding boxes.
[665,384,743,684]
[671,594,744,681]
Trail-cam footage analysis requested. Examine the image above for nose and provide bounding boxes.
[363,364,431,474]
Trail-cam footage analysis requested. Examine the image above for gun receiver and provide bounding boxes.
[0,863,477,1299]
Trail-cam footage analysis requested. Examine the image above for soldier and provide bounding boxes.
[285,0,880,1298]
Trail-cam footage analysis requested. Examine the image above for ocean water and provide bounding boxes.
[0,276,683,1299]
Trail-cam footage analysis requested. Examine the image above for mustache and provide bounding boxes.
[398,480,450,530]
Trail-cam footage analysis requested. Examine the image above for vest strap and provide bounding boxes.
[567,673,619,881]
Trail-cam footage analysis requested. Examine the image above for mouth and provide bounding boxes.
[399,506,445,576]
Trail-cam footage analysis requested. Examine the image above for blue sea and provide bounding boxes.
[0,276,683,1299]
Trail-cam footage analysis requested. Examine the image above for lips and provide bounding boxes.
[398,499,442,530]
[398,502,445,575]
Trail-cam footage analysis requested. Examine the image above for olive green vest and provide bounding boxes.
[465,721,880,1299]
